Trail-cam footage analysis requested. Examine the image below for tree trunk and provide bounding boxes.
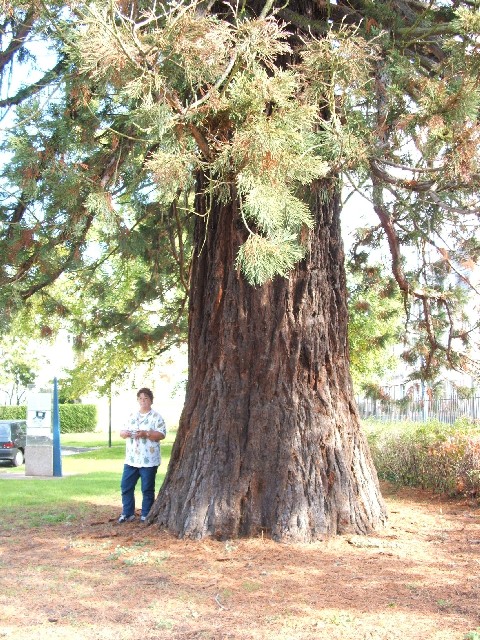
[149,178,387,542]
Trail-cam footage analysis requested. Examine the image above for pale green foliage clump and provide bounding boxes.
[240,182,313,235]
[71,3,140,84]
[84,192,117,227]
[300,26,380,107]
[163,12,234,90]
[236,232,307,285]
[224,68,325,187]
[299,26,379,169]
[213,67,329,282]
[454,7,480,35]
[145,150,195,196]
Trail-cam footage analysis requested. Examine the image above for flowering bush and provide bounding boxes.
[364,418,480,499]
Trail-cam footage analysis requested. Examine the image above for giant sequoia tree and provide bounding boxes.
[1,1,479,540]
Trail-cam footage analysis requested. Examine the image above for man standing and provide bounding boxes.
[118,387,166,523]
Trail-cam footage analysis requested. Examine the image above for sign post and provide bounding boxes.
[25,388,53,476]
[52,378,62,477]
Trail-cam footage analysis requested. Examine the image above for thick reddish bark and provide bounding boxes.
[149,178,387,541]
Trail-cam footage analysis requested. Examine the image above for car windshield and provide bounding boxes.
[0,425,11,439]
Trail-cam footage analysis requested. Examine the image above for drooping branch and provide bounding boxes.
[5,195,28,239]
[169,195,191,294]
[4,132,137,300]
[427,190,480,216]
[0,58,66,109]
[371,179,411,296]
[371,177,448,303]
[18,211,94,300]
[417,227,480,297]
[370,158,436,192]
[0,9,36,75]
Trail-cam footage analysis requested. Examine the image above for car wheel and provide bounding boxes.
[12,450,24,467]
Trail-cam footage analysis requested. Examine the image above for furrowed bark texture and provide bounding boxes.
[150,178,387,541]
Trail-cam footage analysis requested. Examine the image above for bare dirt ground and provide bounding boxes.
[0,482,479,640]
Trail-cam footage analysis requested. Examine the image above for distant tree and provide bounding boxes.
[0,334,37,405]
[1,1,479,540]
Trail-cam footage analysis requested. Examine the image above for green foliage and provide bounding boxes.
[0,404,97,433]
[364,418,480,497]
[0,405,27,419]
[347,266,403,391]
[1,0,480,390]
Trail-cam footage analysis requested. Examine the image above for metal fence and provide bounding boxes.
[356,395,480,424]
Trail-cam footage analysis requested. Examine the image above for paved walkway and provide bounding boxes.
[61,446,99,456]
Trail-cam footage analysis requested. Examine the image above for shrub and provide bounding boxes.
[0,406,27,419]
[365,418,480,498]
[58,405,97,433]
[0,404,97,433]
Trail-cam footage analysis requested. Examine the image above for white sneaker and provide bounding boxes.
[118,514,135,523]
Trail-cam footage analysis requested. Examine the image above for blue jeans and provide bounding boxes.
[120,464,158,518]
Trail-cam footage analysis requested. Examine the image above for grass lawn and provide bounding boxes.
[0,429,175,529]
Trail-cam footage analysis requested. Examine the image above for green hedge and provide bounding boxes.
[0,404,97,433]
[0,406,26,419]
[58,405,97,433]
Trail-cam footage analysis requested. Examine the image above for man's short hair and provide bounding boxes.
[137,387,154,402]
